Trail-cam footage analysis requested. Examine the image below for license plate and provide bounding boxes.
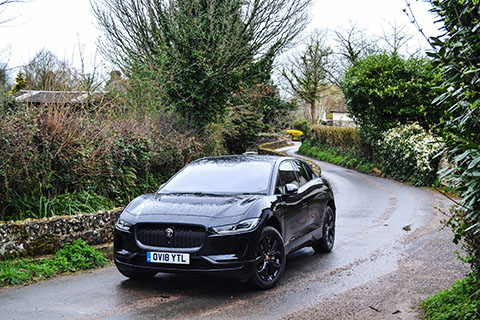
[146,252,190,265]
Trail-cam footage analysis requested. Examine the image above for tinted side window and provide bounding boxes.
[275,161,298,194]
[294,160,309,187]
[304,162,316,179]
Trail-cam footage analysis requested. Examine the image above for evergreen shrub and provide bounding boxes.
[377,123,443,186]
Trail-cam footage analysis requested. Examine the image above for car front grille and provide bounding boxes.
[136,224,206,248]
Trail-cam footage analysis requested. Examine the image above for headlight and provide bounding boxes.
[115,219,133,232]
[211,218,260,235]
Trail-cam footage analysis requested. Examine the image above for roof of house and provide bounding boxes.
[15,90,105,104]
[331,100,348,113]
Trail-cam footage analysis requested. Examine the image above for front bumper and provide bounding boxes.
[114,225,259,281]
[114,255,256,281]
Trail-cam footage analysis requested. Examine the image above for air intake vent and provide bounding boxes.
[136,224,206,248]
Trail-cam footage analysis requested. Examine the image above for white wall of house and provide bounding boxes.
[332,112,353,122]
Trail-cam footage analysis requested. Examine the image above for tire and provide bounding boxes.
[117,268,157,280]
[249,226,286,290]
[312,205,335,253]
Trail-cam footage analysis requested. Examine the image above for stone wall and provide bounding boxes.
[257,136,291,151]
[255,133,291,146]
[0,208,122,259]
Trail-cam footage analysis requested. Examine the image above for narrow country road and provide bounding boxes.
[0,142,468,319]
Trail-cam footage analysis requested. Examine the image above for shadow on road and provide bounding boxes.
[115,247,329,297]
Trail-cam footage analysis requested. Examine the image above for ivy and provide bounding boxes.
[428,0,480,274]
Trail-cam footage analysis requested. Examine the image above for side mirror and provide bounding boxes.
[285,183,298,194]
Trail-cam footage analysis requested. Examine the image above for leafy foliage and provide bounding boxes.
[22,50,80,91]
[309,125,364,153]
[303,124,442,185]
[0,105,206,221]
[426,0,480,274]
[422,273,480,320]
[9,72,26,94]
[342,52,444,137]
[125,60,169,115]
[93,0,311,130]
[9,191,113,220]
[300,126,374,173]
[299,139,374,173]
[0,239,107,287]
[223,104,264,154]
[54,239,107,270]
[377,123,443,186]
[291,118,312,139]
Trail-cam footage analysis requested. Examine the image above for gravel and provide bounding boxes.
[283,208,470,320]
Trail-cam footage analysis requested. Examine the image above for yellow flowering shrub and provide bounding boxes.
[286,129,304,141]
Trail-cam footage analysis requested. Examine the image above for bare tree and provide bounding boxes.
[334,22,377,65]
[0,0,27,25]
[402,0,431,46]
[327,23,379,86]
[76,38,107,93]
[22,50,79,90]
[0,62,7,91]
[283,30,332,125]
[92,0,312,71]
[91,0,312,129]
[380,21,414,54]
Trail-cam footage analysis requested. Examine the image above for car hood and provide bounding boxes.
[122,193,262,225]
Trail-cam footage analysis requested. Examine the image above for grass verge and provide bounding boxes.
[298,139,375,174]
[0,239,108,287]
[422,273,480,320]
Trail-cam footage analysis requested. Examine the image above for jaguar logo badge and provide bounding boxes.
[165,228,174,238]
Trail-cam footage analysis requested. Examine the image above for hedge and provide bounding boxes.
[310,125,364,153]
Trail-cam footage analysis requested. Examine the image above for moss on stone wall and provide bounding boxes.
[0,208,122,259]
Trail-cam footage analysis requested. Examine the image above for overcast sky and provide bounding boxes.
[0,0,441,77]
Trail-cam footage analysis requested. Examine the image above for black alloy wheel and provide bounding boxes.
[312,205,335,253]
[249,226,286,289]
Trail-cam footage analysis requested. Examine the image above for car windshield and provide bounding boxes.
[160,158,273,194]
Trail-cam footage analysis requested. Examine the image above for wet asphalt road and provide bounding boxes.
[0,143,454,319]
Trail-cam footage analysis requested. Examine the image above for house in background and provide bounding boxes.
[14,90,101,106]
[14,71,126,109]
[330,100,355,127]
[290,85,356,127]
[14,90,108,112]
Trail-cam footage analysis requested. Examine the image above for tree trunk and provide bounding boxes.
[310,100,316,125]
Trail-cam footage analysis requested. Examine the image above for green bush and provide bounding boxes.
[427,0,480,275]
[0,105,207,221]
[292,119,311,139]
[299,139,374,173]
[303,123,443,186]
[302,126,374,173]
[0,239,107,286]
[9,190,113,220]
[55,239,107,270]
[342,52,444,135]
[223,104,264,154]
[422,273,480,320]
[377,123,443,186]
[310,125,364,153]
